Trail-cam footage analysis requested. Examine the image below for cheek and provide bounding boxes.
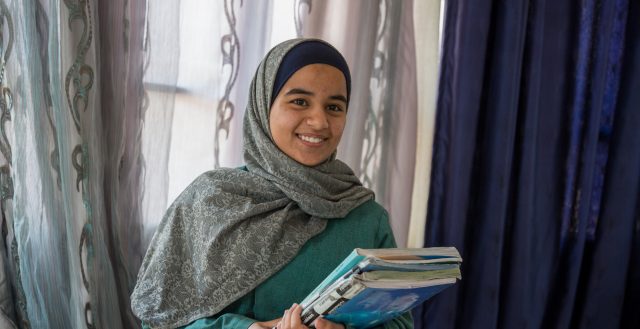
[268,114,275,138]
[332,119,347,140]
[269,109,294,143]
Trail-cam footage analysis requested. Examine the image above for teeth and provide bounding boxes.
[299,135,323,143]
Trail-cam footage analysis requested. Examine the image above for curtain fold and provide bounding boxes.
[573,0,639,327]
[141,0,180,246]
[4,0,148,327]
[95,0,147,326]
[415,0,640,328]
[1,1,24,327]
[407,0,442,249]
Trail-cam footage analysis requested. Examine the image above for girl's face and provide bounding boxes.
[269,64,348,167]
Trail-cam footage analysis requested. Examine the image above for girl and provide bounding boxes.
[131,39,413,329]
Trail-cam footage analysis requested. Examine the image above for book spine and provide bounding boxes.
[301,279,366,327]
[300,252,365,307]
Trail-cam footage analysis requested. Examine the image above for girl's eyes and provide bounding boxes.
[291,99,308,106]
[327,104,344,112]
[289,99,344,112]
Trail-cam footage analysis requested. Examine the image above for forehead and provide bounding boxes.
[281,64,347,94]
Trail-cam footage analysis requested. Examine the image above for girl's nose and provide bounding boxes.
[305,106,329,130]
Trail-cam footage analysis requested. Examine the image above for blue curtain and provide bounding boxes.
[413,0,640,328]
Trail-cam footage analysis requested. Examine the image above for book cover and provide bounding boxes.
[324,280,455,328]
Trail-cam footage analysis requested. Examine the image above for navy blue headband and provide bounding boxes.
[270,40,351,106]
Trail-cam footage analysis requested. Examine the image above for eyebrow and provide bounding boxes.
[284,88,348,104]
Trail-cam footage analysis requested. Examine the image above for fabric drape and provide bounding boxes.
[2,0,147,328]
[408,0,442,248]
[414,0,640,328]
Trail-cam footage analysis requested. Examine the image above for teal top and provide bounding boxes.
[171,199,413,329]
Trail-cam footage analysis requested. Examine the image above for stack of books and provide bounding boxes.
[299,247,462,328]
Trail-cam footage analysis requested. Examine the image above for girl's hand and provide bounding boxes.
[276,303,308,329]
[275,304,345,329]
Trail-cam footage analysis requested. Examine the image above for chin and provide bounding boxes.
[299,160,323,167]
[289,149,335,167]
[296,156,329,167]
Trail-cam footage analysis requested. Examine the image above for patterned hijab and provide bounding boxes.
[130,38,373,328]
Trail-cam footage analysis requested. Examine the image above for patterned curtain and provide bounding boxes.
[0,0,439,328]
[0,0,147,328]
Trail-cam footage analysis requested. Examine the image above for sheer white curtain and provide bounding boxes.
[4,0,147,328]
[408,0,444,248]
[0,0,441,328]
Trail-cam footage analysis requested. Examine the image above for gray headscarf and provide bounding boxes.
[130,38,373,328]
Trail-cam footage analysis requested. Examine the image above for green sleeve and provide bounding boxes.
[375,209,397,249]
[178,314,255,329]
[142,314,255,329]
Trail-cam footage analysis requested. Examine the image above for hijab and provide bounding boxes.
[130,38,373,328]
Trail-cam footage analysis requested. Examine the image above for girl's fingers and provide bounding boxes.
[279,304,308,329]
[290,304,303,328]
[286,304,296,329]
[282,309,288,328]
